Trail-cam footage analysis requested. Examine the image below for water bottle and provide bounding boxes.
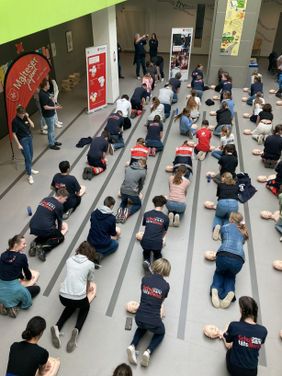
[175,108,179,115]
[207,175,211,183]
[27,206,32,216]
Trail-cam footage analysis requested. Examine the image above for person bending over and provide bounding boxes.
[105,111,125,151]
[194,120,212,160]
[213,101,232,137]
[0,235,40,318]
[145,115,164,156]
[166,140,193,179]
[169,72,182,103]
[261,124,282,168]
[130,138,149,165]
[87,196,120,258]
[29,188,69,262]
[127,258,171,367]
[140,196,169,271]
[51,160,85,219]
[115,94,132,130]
[210,212,248,309]
[116,159,147,223]
[51,241,96,353]
[211,126,235,160]
[213,144,238,184]
[86,130,110,178]
[130,83,148,112]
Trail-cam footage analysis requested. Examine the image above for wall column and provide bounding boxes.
[91,6,119,104]
[207,0,263,87]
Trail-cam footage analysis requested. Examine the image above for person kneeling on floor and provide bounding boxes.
[105,111,125,151]
[51,160,85,219]
[145,115,164,156]
[194,120,212,161]
[85,130,111,179]
[116,159,147,223]
[0,235,40,318]
[87,196,120,258]
[29,188,69,262]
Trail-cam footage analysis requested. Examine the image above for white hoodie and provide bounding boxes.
[60,254,95,300]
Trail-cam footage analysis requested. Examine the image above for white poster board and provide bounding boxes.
[169,28,193,81]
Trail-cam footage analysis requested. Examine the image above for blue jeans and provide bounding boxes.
[95,239,119,256]
[211,253,244,299]
[20,136,33,176]
[213,199,238,229]
[211,149,223,160]
[172,92,178,103]
[195,89,203,99]
[163,103,171,118]
[110,134,125,150]
[120,193,141,216]
[145,139,164,151]
[166,200,186,214]
[213,124,231,137]
[131,318,165,354]
[246,95,255,106]
[275,218,282,235]
[44,115,56,146]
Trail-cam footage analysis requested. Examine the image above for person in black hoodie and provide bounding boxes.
[261,124,282,166]
[87,196,120,257]
[0,235,40,318]
[214,101,232,137]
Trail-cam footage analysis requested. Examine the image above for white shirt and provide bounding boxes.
[147,103,165,121]
[158,87,173,105]
[116,98,132,117]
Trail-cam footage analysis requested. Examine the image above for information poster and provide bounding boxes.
[86,45,107,113]
[220,0,248,56]
[169,28,193,81]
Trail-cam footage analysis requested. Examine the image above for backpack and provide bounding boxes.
[205,99,215,106]
[237,172,257,203]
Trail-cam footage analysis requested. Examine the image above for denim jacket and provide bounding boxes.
[217,223,245,261]
[179,115,192,134]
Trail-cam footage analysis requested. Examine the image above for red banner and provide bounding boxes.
[4,52,51,141]
[86,45,107,113]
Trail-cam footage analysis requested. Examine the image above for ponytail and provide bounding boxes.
[22,316,46,341]
[174,108,190,121]
[172,166,187,185]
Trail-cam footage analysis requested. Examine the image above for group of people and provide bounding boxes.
[2,45,282,375]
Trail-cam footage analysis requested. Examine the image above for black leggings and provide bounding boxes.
[226,349,257,376]
[31,228,64,253]
[56,295,90,332]
[143,249,162,262]
[26,285,40,299]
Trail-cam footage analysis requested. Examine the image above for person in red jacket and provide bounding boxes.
[165,140,193,179]
[194,120,212,160]
[130,138,149,165]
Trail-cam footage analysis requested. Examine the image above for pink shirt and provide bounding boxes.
[168,176,189,202]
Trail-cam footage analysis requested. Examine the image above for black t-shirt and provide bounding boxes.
[30,196,63,232]
[216,108,232,125]
[131,87,147,104]
[221,80,232,93]
[258,111,273,122]
[263,134,282,160]
[6,341,49,376]
[141,209,169,250]
[51,174,80,207]
[275,161,282,185]
[12,116,31,140]
[0,250,31,281]
[217,183,239,200]
[87,136,108,160]
[136,274,170,326]
[39,89,55,118]
[169,77,181,93]
[224,321,267,370]
[134,39,146,57]
[146,121,163,141]
[149,39,158,57]
[219,154,238,177]
[105,113,124,135]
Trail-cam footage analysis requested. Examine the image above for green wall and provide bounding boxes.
[0,0,124,45]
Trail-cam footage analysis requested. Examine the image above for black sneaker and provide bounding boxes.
[143,260,151,271]
[37,246,46,262]
[7,307,19,318]
[87,168,94,180]
[83,167,90,180]
[55,141,62,146]
[49,145,60,150]
[120,208,129,224]
[28,241,37,257]
[116,208,124,223]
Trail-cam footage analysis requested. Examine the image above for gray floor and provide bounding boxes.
[0,54,281,376]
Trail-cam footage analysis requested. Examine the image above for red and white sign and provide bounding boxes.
[4,52,51,141]
[86,45,107,113]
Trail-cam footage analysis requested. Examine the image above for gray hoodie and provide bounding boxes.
[60,254,95,300]
[120,162,146,196]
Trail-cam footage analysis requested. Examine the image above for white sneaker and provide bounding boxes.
[31,169,39,175]
[55,123,63,128]
[127,345,137,365]
[161,78,164,82]
[140,350,151,367]
[211,288,220,308]
[212,225,221,241]
[40,129,48,135]
[42,124,48,130]
[174,213,180,227]
[168,212,174,226]
[28,175,34,184]
[56,120,63,125]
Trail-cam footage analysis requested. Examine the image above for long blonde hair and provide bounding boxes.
[229,212,249,240]
[151,97,160,112]
[186,90,197,110]
[221,172,235,185]
[172,166,187,185]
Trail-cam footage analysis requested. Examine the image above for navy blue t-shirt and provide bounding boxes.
[192,79,204,91]
[169,77,181,93]
[51,174,80,209]
[131,87,147,104]
[222,80,232,93]
[224,321,267,370]
[146,121,163,141]
[87,136,108,160]
[39,89,55,118]
[141,209,169,250]
[191,68,203,82]
[136,274,169,326]
[105,113,124,135]
[250,82,263,96]
[30,197,63,232]
[12,116,31,140]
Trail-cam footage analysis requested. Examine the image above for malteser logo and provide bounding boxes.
[7,87,19,102]
[13,57,39,92]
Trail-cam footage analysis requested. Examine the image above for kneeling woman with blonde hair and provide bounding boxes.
[127,258,171,367]
[210,212,248,309]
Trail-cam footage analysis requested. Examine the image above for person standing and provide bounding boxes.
[127,258,171,367]
[47,75,63,128]
[149,33,158,60]
[134,34,148,79]
[39,78,62,150]
[117,43,124,79]
[12,105,39,184]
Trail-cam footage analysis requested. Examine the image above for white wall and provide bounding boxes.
[116,0,215,55]
[255,0,282,56]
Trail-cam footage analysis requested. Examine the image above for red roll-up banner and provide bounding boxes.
[4,52,51,142]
